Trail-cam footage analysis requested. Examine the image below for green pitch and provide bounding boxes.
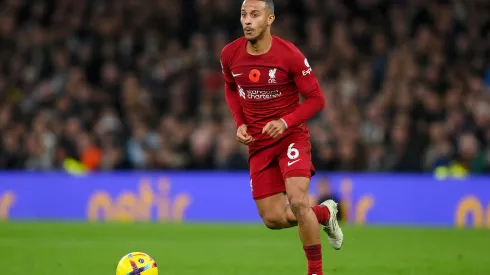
[0,222,488,275]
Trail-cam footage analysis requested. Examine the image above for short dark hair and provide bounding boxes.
[262,0,274,13]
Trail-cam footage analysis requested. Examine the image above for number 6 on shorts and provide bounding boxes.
[279,139,314,179]
[287,143,299,160]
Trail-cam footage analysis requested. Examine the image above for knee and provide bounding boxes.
[288,193,310,216]
[261,213,285,230]
[286,177,311,216]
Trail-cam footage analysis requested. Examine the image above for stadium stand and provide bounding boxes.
[0,0,489,174]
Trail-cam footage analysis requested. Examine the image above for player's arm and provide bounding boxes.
[262,47,325,138]
[221,49,253,145]
[280,47,325,128]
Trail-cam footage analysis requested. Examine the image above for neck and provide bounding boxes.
[247,33,272,55]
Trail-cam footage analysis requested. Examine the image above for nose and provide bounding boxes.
[243,15,252,26]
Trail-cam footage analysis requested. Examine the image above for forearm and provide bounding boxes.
[225,85,246,128]
[281,86,325,128]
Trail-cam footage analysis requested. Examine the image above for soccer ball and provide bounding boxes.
[116,252,158,275]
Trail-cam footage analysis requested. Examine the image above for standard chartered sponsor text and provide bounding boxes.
[246,89,281,100]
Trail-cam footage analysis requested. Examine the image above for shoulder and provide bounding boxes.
[272,36,308,70]
[272,36,303,56]
[220,37,246,63]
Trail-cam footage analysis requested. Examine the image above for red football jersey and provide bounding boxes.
[221,35,325,152]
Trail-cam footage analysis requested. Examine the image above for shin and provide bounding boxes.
[286,177,321,245]
[286,176,323,275]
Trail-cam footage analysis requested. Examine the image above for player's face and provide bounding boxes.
[241,0,274,42]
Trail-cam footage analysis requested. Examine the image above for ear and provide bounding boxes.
[267,14,275,26]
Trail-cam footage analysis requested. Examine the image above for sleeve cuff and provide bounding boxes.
[280,118,288,129]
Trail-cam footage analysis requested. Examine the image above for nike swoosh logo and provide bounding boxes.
[287,159,301,166]
[232,72,242,77]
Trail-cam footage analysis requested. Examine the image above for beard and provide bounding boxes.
[245,25,267,44]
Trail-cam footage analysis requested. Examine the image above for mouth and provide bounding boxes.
[244,28,253,34]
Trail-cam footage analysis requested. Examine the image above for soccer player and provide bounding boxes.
[220,0,343,274]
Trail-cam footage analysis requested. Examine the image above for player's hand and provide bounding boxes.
[262,119,287,139]
[237,124,254,145]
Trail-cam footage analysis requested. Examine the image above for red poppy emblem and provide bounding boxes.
[249,69,260,82]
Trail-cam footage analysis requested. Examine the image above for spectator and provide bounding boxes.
[0,0,489,174]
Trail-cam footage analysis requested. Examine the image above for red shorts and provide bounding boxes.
[248,132,315,200]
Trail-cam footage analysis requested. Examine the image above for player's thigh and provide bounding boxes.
[251,164,288,226]
[249,146,287,223]
[278,135,315,208]
[254,191,288,224]
[250,160,285,200]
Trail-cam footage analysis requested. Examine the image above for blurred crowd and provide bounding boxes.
[0,0,490,173]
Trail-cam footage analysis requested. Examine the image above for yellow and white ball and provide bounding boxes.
[116,252,158,275]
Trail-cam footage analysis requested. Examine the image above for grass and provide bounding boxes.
[0,222,488,275]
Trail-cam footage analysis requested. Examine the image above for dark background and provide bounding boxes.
[0,0,489,173]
